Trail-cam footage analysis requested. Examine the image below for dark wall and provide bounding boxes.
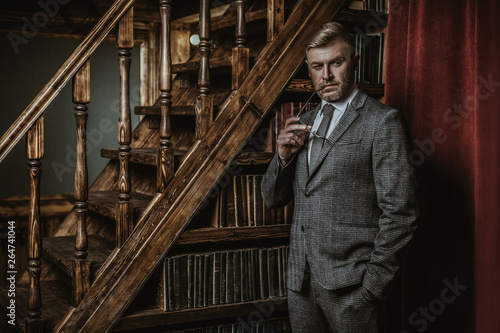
[0,35,141,198]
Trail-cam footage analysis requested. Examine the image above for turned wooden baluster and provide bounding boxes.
[196,0,213,140]
[232,0,249,90]
[157,0,174,192]
[72,59,91,306]
[267,0,284,42]
[116,7,134,247]
[26,116,43,333]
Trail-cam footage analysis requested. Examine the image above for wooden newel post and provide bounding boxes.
[116,7,134,247]
[157,0,175,192]
[26,116,44,333]
[72,59,91,306]
[232,0,249,90]
[196,0,213,140]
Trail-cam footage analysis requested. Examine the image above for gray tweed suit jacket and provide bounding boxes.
[261,90,419,300]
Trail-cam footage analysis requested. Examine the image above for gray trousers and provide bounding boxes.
[287,267,387,333]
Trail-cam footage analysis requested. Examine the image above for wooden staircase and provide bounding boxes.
[0,0,384,331]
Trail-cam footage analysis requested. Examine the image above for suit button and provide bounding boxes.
[301,225,305,232]
[305,192,311,197]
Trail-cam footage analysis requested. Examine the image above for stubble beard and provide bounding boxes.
[316,67,355,103]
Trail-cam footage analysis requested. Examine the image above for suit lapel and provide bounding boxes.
[307,91,367,179]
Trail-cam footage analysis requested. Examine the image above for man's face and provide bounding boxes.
[306,39,359,102]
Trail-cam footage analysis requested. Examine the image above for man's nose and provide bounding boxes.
[322,66,332,80]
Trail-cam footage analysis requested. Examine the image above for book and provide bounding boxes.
[246,175,255,226]
[239,176,248,226]
[225,179,236,227]
[226,250,234,303]
[258,248,269,300]
[194,253,203,308]
[233,250,241,302]
[220,251,226,304]
[253,175,264,226]
[233,175,244,227]
[203,253,210,307]
[240,249,249,301]
[187,254,195,308]
[267,248,278,298]
[213,252,220,305]
[173,256,181,310]
[207,252,214,305]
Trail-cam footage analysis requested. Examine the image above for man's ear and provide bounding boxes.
[353,53,360,71]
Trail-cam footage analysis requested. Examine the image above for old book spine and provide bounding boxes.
[226,250,234,304]
[187,254,194,308]
[213,252,220,305]
[220,251,227,304]
[233,250,241,302]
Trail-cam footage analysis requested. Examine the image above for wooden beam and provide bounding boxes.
[55,1,348,331]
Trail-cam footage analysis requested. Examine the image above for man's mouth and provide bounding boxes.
[321,84,339,91]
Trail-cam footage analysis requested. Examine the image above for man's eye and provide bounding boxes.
[334,61,342,66]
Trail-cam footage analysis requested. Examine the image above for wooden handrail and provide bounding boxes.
[0,0,135,164]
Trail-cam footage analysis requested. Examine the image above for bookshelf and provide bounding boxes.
[123,4,389,332]
[117,298,289,331]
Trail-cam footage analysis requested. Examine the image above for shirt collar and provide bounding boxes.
[320,83,359,114]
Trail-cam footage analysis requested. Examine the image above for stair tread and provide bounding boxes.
[65,191,154,221]
[100,148,188,166]
[100,148,273,167]
[43,235,114,279]
[172,55,234,73]
[0,281,71,332]
[135,105,200,116]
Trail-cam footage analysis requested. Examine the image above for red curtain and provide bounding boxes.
[385,1,500,332]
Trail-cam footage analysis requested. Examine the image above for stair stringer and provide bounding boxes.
[55,0,349,331]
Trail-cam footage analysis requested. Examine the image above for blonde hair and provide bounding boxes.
[306,22,355,56]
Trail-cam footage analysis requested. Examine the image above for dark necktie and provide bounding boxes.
[310,104,335,168]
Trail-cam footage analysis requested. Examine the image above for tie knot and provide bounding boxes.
[322,104,335,117]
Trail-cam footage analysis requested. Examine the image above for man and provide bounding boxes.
[261,22,419,332]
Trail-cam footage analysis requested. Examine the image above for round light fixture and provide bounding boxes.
[190,34,200,46]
